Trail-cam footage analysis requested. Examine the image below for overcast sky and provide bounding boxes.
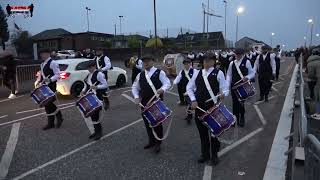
[1,0,320,50]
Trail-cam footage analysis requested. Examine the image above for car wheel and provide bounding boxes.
[71,81,84,97]
[116,74,126,87]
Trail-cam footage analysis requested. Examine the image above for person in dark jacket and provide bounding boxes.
[307,48,320,119]
[0,52,17,99]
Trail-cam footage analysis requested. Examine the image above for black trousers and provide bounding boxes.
[142,115,163,145]
[177,83,186,104]
[131,68,141,84]
[231,90,245,123]
[308,81,316,99]
[195,109,220,159]
[3,76,16,94]
[91,110,100,123]
[258,76,272,97]
[275,59,280,80]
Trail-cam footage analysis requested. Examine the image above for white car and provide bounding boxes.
[56,50,76,59]
[55,58,127,96]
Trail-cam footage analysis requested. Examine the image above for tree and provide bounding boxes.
[127,36,140,48]
[0,5,9,50]
[12,31,33,57]
[104,41,112,49]
[146,38,163,48]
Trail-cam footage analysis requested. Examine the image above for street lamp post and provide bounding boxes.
[308,19,314,47]
[153,0,158,49]
[304,36,307,47]
[271,32,275,47]
[223,0,227,46]
[85,7,91,32]
[236,6,244,43]
[119,16,124,35]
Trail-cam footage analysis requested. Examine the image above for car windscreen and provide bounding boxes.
[75,61,91,71]
[58,52,71,55]
[59,64,69,71]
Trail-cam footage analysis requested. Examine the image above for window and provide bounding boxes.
[99,37,104,41]
[75,61,92,71]
[59,64,69,71]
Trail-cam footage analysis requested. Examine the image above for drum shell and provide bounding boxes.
[31,85,56,107]
[76,93,102,118]
[142,99,172,127]
[232,81,255,101]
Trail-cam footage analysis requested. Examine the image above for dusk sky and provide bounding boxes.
[1,0,319,50]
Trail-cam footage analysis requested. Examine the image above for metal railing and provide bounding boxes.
[299,56,308,146]
[304,134,320,180]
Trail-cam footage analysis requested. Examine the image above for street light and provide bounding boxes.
[85,7,91,32]
[308,19,314,47]
[236,6,245,42]
[271,32,275,47]
[119,16,124,35]
[153,0,158,48]
[316,33,319,37]
[223,0,227,46]
[304,36,307,47]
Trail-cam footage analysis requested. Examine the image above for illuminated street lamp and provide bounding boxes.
[271,32,275,47]
[236,6,245,42]
[308,19,314,47]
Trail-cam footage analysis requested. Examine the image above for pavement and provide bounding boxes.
[0,58,296,180]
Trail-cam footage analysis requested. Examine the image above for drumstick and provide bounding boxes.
[85,82,98,95]
[146,94,157,106]
[205,94,222,103]
[196,106,207,113]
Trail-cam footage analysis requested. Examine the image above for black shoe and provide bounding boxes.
[257,97,264,102]
[238,116,245,127]
[93,132,102,141]
[55,111,64,128]
[154,143,161,154]
[103,97,110,110]
[42,124,54,130]
[144,143,155,149]
[184,114,192,121]
[198,156,209,164]
[265,96,269,102]
[89,133,97,139]
[210,154,219,166]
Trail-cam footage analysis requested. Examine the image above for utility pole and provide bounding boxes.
[85,7,91,32]
[114,24,117,36]
[223,0,227,46]
[153,0,158,48]
[119,15,123,35]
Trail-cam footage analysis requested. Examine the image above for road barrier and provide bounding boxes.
[304,134,320,180]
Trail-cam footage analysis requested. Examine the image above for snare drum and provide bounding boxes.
[232,80,255,101]
[76,92,102,118]
[142,98,172,128]
[199,103,236,136]
[31,84,56,107]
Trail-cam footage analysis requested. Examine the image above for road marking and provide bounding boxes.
[16,102,75,115]
[166,91,179,97]
[0,105,75,127]
[121,94,135,103]
[0,115,8,119]
[111,87,131,91]
[203,128,264,180]
[271,86,278,92]
[0,95,25,103]
[202,165,213,180]
[0,123,21,179]
[218,127,264,156]
[76,107,95,134]
[254,95,276,105]
[273,82,281,86]
[254,105,267,125]
[12,118,143,180]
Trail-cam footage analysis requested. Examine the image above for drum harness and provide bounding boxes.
[138,71,173,141]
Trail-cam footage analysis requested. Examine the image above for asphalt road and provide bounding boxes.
[0,58,296,180]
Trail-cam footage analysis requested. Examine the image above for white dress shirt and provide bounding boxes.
[132,66,171,99]
[226,57,255,88]
[173,67,192,85]
[82,71,108,93]
[186,67,229,102]
[135,59,143,70]
[97,55,112,71]
[40,57,60,82]
[253,53,276,75]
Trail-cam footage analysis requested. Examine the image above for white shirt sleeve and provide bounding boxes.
[186,70,199,102]
[245,60,255,80]
[132,73,141,99]
[50,61,60,82]
[135,59,143,70]
[217,70,229,96]
[226,61,233,89]
[270,53,276,74]
[173,70,182,85]
[159,70,171,92]
[97,72,108,89]
[101,56,111,71]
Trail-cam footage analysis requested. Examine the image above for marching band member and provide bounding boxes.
[80,60,108,140]
[36,49,64,130]
[187,53,229,165]
[275,45,282,81]
[254,46,276,102]
[226,48,255,127]
[173,58,194,123]
[250,47,260,67]
[132,55,171,154]
[94,48,112,110]
[131,55,143,84]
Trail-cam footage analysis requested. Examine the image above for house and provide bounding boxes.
[32,28,114,52]
[113,34,149,48]
[235,37,270,50]
[175,31,225,49]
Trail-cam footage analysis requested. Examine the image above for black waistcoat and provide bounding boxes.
[258,53,272,78]
[179,68,194,87]
[231,58,249,86]
[41,59,56,91]
[139,69,163,106]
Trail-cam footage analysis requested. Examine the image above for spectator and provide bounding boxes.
[0,51,17,99]
[75,51,83,58]
[51,51,58,60]
[307,47,320,119]
[83,48,94,59]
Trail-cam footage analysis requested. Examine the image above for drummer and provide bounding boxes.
[35,49,64,130]
[173,58,194,123]
[80,60,109,141]
[187,52,229,165]
[132,54,171,154]
[226,48,255,127]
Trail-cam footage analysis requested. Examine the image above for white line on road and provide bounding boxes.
[0,105,75,127]
[112,87,131,91]
[166,91,179,97]
[254,105,267,125]
[16,102,75,115]
[0,115,8,119]
[0,95,25,103]
[121,94,135,103]
[122,89,132,93]
[202,165,213,180]
[273,82,282,86]
[254,95,276,105]
[271,86,278,92]
[0,123,21,179]
[12,118,143,180]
